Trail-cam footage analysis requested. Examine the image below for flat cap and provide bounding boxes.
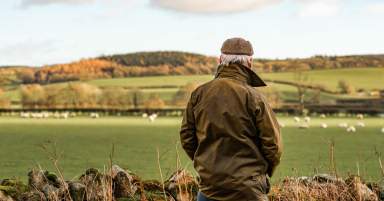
[221,37,254,56]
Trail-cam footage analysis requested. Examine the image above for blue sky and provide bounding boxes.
[0,0,383,66]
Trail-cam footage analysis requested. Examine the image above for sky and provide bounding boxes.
[0,0,383,67]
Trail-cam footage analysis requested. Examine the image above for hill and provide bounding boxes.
[4,52,384,85]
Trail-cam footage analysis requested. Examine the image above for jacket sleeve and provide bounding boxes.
[255,94,283,177]
[180,94,198,161]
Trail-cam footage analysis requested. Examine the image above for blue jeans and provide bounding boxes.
[197,191,217,201]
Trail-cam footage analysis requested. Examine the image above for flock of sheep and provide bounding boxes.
[142,113,158,122]
[19,112,100,119]
[280,114,384,133]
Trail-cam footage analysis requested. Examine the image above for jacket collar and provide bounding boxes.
[215,63,267,87]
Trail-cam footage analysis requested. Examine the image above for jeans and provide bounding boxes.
[197,191,217,201]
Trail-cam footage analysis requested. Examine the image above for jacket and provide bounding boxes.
[180,62,283,200]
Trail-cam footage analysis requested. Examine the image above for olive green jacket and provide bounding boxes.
[180,63,283,200]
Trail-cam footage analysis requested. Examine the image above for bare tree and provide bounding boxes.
[294,72,310,115]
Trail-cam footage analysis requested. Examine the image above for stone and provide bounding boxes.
[23,190,47,201]
[344,175,378,200]
[165,170,198,201]
[313,174,340,183]
[0,191,14,201]
[68,181,86,201]
[111,165,136,198]
[0,179,33,201]
[28,170,48,192]
[79,168,111,201]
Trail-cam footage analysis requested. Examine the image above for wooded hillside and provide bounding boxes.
[6,52,384,85]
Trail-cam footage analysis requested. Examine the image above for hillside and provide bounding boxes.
[2,52,384,85]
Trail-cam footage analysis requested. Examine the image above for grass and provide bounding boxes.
[259,67,384,91]
[4,67,380,103]
[0,115,383,184]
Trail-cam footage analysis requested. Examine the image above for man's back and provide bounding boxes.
[180,63,283,200]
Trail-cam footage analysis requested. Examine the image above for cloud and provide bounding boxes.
[17,0,93,7]
[362,3,384,15]
[150,0,283,14]
[295,1,339,18]
[106,8,128,17]
[0,40,57,66]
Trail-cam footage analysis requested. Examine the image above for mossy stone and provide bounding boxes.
[0,179,33,201]
[45,173,61,188]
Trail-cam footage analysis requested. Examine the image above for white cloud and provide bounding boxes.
[150,0,283,14]
[0,40,56,66]
[18,0,93,7]
[362,3,384,15]
[106,8,128,17]
[295,1,339,18]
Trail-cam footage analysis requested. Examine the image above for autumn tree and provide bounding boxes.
[130,88,146,108]
[145,93,164,109]
[339,79,356,94]
[18,68,35,84]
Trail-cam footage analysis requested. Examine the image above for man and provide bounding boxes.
[180,38,283,201]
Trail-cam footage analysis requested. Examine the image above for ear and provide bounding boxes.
[248,58,253,69]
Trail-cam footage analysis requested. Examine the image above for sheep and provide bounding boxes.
[338,123,348,128]
[43,113,50,118]
[90,113,99,118]
[70,112,76,118]
[357,122,365,127]
[31,113,37,118]
[149,115,155,122]
[35,113,44,119]
[152,114,158,119]
[142,113,148,118]
[380,114,384,118]
[304,117,310,122]
[320,114,326,119]
[60,113,68,119]
[294,117,300,123]
[53,113,60,118]
[382,127,384,133]
[320,123,327,128]
[279,123,285,128]
[297,124,309,129]
[356,114,364,119]
[19,113,30,118]
[347,126,356,132]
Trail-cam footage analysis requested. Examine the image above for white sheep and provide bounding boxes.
[294,117,300,123]
[297,124,309,129]
[142,113,148,118]
[70,112,76,118]
[35,113,44,119]
[53,113,60,118]
[60,113,68,119]
[20,113,30,118]
[356,114,364,119]
[149,115,155,122]
[304,117,310,122]
[31,113,37,118]
[338,123,348,128]
[90,113,99,118]
[279,123,285,128]
[380,114,384,118]
[43,113,50,118]
[381,127,384,133]
[152,114,158,119]
[347,126,356,132]
[357,122,365,127]
[320,123,327,128]
[320,114,326,119]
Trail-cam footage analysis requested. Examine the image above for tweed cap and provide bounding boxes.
[221,37,254,56]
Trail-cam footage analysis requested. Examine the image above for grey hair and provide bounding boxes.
[220,54,252,67]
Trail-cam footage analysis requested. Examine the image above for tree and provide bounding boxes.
[294,72,310,115]
[145,93,164,109]
[339,79,356,94]
[130,88,146,108]
[18,68,35,84]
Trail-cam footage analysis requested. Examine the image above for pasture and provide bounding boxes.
[4,67,382,103]
[0,115,383,183]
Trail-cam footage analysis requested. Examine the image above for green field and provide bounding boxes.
[1,115,383,183]
[5,67,382,103]
[259,67,384,91]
